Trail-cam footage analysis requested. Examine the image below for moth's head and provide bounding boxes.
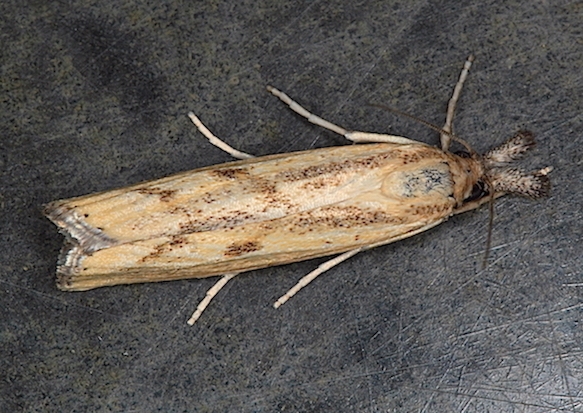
[451,130,551,210]
[455,130,552,268]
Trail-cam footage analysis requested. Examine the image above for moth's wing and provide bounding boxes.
[45,143,424,252]
[58,167,457,291]
[48,141,462,291]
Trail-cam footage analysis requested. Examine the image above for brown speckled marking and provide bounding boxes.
[400,148,436,165]
[212,167,250,180]
[168,235,187,246]
[301,176,343,191]
[258,222,275,231]
[291,206,403,230]
[408,203,452,216]
[224,240,262,257]
[262,192,296,212]
[249,177,278,195]
[178,209,258,234]
[141,235,188,262]
[136,187,177,202]
[201,193,218,204]
[276,153,397,182]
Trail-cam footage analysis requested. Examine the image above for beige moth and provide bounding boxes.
[44,57,551,324]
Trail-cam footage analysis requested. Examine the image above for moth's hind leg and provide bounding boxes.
[188,112,254,160]
[441,55,474,151]
[267,86,420,145]
[266,86,349,136]
[187,272,239,325]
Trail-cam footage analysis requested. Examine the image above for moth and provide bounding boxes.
[44,57,551,324]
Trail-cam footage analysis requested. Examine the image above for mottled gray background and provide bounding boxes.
[2,0,582,412]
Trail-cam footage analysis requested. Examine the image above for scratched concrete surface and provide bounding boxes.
[2,0,582,412]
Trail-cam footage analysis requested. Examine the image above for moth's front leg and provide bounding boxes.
[440,55,474,151]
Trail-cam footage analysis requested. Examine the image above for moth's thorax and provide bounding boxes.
[446,153,485,206]
[381,151,453,200]
[379,146,483,208]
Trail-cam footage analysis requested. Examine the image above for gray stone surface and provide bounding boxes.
[2,0,581,411]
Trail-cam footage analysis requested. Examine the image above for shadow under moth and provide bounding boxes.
[44,56,551,325]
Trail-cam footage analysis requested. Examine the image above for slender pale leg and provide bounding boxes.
[187,272,239,325]
[188,112,254,159]
[440,55,474,151]
[266,86,420,145]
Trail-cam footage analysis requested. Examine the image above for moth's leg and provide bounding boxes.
[344,132,421,145]
[267,86,349,136]
[267,86,420,145]
[187,272,239,325]
[441,55,474,151]
[188,112,254,160]
[273,247,363,309]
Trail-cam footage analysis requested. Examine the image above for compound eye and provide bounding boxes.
[455,150,471,158]
[464,181,489,203]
